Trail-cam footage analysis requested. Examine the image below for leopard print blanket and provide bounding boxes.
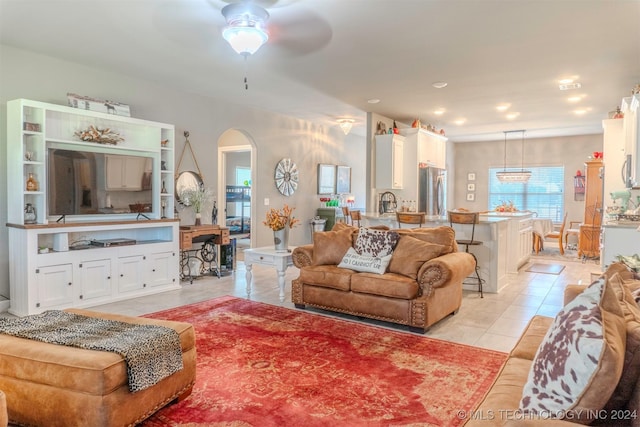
[0,310,183,392]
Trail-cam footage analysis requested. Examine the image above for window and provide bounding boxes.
[488,166,564,222]
[236,167,251,186]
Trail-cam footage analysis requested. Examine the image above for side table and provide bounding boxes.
[244,246,296,302]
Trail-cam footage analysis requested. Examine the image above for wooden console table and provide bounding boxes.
[179,225,230,281]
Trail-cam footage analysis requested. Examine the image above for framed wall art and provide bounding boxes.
[467,172,476,181]
[467,183,475,191]
[466,193,475,201]
[317,164,336,194]
[336,166,351,194]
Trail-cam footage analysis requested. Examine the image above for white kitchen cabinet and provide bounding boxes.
[77,258,112,303]
[601,224,640,270]
[148,251,178,288]
[375,134,404,189]
[35,263,74,310]
[106,156,150,191]
[621,94,640,187]
[401,128,447,169]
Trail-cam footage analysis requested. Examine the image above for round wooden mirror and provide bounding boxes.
[175,171,204,206]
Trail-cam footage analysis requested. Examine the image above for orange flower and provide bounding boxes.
[263,205,300,231]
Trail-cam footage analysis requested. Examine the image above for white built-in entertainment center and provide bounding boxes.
[6,99,180,316]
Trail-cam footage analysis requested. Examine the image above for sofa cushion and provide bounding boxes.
[351,272,419,300]
[338,247,392,275]
[388,235,445,279]
[604,272,640,412]
[519,276,626,422]
[509,315,555,361]
[312,227,354,266]
[354,227,399,257]
[299,265,356,291]
[397,226,456,254]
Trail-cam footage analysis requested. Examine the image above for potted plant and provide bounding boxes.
[182,187,213,225]
[263,204,299,251]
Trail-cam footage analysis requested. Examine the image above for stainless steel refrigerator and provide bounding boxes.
[418,166,446,216]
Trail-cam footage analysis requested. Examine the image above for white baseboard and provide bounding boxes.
[0,299,10,313]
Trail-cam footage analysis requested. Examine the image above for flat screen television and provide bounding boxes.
[47,146,157,220]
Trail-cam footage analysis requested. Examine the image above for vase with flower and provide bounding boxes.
[182,187,213,226]
[263,204,299,251]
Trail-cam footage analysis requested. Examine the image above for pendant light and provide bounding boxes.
[496,130,531,182]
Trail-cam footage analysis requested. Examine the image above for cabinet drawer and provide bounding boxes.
[250,253,276,265]
[214,228,230,245]
[180,231,193,250]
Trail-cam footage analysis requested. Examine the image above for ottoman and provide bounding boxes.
[0,308,196,427]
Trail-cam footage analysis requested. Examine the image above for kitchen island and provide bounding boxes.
[363,211,534,293]
[363,212,510,293]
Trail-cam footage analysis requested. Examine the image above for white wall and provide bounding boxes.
[0,44,367,300]
[452,134,603,223]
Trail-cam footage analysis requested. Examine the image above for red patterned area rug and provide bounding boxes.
[141,296,507,427]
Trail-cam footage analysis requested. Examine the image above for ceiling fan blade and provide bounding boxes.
[268,8,333,57]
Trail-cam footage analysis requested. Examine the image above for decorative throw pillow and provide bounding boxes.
[397,226,456,254]
[312,227,355,266]
[338,247,392,275]
[388,235,446,279]
[519,276,626,422]
[354,227,400,257]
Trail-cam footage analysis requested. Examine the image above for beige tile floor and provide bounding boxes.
[77,243,598,353]
[0,240,599,352]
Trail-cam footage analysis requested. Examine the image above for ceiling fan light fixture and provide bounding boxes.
[337,118,355,135]
[221,2,269,56]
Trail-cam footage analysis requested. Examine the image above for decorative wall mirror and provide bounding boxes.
[274,158,299,196]
[175,171,204,206]
[317,164,336,194]
[175,131,205,206]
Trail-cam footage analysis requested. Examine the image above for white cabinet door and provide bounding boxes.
[35,264,74,310]
[78,259,112,302]
[106,156,147,190]
[148,251,177,287]
[117,254,146,293]
[375,134,404,189]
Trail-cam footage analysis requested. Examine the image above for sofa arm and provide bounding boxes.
[564,285,586,305]
[417,252,475,297]
[292,245,314,268]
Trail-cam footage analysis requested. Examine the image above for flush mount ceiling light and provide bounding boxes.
[221,2,270,56]
[337,119,355,135]
[432,81,448,89]
[496,130,532,183]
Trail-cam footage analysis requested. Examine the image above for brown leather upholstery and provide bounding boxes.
[0,309,196,427]
[0,390,7,427]
[292,225,475,332]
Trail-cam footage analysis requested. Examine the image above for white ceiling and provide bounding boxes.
[1,0,639,142]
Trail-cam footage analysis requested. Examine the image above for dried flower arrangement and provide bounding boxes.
[263,205,300,231]
[495,200,518,212]
[74,125,124,145]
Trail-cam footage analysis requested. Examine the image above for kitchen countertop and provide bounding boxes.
[362,212,510,224]
[603,221,640,229]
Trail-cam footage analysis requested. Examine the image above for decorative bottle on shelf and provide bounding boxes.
[161,180,167,194]
[26,172,38,191]
[24,203,37,224]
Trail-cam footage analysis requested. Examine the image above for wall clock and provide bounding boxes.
[274,158,298,196]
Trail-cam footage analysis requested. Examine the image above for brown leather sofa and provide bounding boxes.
[291,224,476,332]
[0,308,196,427]
[465,262,640,427]
[0,390,7,427]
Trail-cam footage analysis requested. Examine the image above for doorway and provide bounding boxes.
[217,129,257,251]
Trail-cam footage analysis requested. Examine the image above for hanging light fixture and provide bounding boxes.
[496,130,532,182]
[221,2,269,56]
[337,119,355,135]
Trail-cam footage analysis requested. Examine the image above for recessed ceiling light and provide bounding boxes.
[559,78,574,85]
[567,96,582,102]
[574,109,587,115]
[434,109,445,115]
[367,98,380,104]
[432,82,448,89]
[454,119,466,125]
[559,82,582,90]
[506,112,520,120]
[496,103,510,112]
